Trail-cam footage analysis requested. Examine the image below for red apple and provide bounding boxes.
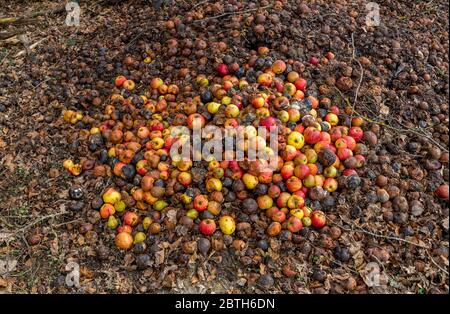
[323,178,338,192]
[294,78,307,91]
[309,56,319,65]
[117,225,132,234]
[342,136,357,150]
[100,204,115,219]
[349,126,364,142]
[193,195,209,212]
[178,171,192,187]
[285,176,303,192]
[310,210,326,228]
[252,96,266,109]
[343,169,357,176]
[304,127,322,144]
[268,184,281,198]
[337,148,353,160]
[257,195,274,210]
[115,75,127,87]
[136,160,149,176]
[281,164,295,179]
[294,164,311,180]
[282,145,298,161]
[217,63,229,76]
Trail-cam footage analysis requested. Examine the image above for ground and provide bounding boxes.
[0,0,448,294]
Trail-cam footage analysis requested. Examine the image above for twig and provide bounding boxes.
[191,0,209,10]
[16,211,70,234]
[329,219,431,249]
[0,6,65,25]
[0,50,9,66]
[52,218,83,228]
[193,5,272,23]
[0,29,24,40]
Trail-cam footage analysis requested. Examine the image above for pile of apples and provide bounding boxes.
[64,48,370,250]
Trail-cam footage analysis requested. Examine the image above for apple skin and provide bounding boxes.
[117,225,132,234]
[287,195,305,209]
[178,171,193,187]
[267,222,282,236]
[342,136,357,150]
[287,216,303,233]
[259,116,277,130]
[310,210,327,228]
[323,178,338,192]
[243,173,259,189]
[103,188,121,204]
[199,219,217,236]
